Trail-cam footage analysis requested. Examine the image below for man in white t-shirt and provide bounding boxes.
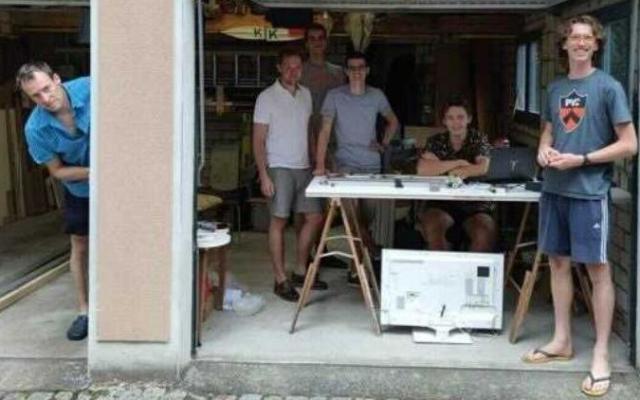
[253,47,324,302]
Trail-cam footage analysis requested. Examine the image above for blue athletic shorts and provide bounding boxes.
[63,189,89,236]
[538,192,610,264]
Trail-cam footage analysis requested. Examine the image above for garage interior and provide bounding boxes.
[0,0,636,374]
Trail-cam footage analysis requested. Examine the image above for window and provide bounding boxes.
[515,40,540,115]
[601,18,630,94]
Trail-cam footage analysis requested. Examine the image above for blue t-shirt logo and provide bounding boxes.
[559,90,587,133]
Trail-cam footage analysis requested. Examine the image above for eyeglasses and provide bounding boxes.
[346,65,367,72]
[568,34,596,43]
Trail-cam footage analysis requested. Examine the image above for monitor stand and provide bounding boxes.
[412,326,472,344]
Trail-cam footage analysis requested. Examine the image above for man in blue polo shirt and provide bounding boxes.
[16,62,90,341]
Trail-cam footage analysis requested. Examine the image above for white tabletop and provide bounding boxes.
[306,174,631,204]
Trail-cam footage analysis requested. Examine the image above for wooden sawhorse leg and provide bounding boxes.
[509,249,543,343]
[505,203,532,288]
[290,197,381,335]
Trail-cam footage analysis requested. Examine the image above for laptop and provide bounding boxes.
[476,147,538,183]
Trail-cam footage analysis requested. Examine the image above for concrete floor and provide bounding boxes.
[0,273,85,358]
[0,211,69,294]
[198,231,634,373]
[0,230,633,374]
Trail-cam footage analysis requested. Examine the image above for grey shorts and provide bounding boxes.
[268,167,323,219]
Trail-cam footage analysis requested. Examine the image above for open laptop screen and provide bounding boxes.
[473,147,538,183]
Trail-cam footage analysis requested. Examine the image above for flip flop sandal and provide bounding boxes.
[522,348,573,364]
[581,372,611,397]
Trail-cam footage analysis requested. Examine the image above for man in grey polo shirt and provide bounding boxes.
[314,51,399,269]
[253,47,324,302]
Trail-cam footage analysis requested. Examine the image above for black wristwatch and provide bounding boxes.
[582,153,592,166]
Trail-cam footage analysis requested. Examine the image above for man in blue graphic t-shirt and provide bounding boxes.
[16,62,90,341]
[521,16,637,397]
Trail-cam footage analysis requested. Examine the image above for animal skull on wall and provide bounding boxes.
[343,12,375,52]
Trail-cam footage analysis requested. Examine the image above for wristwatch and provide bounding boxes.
[583,153,592,166]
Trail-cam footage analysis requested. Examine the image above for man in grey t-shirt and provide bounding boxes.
[521,15,637,397]
[314,51,399,265]
[315,52,398,174]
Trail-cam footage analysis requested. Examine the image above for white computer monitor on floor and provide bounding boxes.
[380,249,504,344]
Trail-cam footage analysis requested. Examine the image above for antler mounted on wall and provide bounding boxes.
[343,12,375,52]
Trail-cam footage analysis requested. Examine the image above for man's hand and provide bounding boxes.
[449,166,471,180]
[313,163,327,176]
[455,159,471,169]
[547,152,584,170]
[537,145,560,167]
[369,139,387,153]
[259,173,275,198]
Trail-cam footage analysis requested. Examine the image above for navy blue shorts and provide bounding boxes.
[63,189,89,236]
[538,192,610,264]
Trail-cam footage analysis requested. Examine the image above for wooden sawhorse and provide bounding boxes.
[290,197,382,335]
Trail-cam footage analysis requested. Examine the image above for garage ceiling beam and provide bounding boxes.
[254,0,565,12]
[0,0,87,6]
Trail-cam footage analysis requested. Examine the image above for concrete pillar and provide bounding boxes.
[88,0,195,377]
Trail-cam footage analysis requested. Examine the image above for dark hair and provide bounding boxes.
[278,47,303,64]
[344,51,368,67]
[304,23,327,42]
[440,96,473,120]
[15,61,55,90]
[557,15,605,65]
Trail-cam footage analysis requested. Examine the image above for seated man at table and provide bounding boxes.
[416,97,496,251]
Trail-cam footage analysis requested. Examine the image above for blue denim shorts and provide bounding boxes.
[538,192,610,264]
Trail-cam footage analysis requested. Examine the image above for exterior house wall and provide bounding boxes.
[88,0,194,376]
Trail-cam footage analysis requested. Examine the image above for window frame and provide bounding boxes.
[514,33,542,124]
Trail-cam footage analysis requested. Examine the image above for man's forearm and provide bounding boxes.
[253,139,269,178]
[382,126,394,145]
[538,124,553,149]
[587,123,638,163]
[255,151,268,178]
[52,166,89,182]
[315,130,330,169]
[418,159,462,176]
[459,163,487,178]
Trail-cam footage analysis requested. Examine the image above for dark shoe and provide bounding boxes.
[273,280,300,302]
[320,255,348,269]
[66,315,88,341]
[291,272,329,290]
[347,271,360,287]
